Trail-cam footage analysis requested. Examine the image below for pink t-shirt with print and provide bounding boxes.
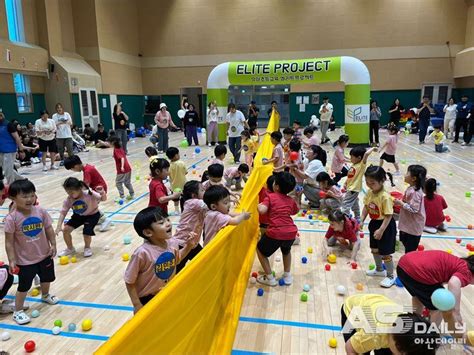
[124,239,180,298]
[4,206,53,265]
[224,167,240,180]
[60,190,102,216]
[331,146,346,173]
[272,143,284,172]
[173,199,207,245]
[303,135,320,147]
[203,210,232,246]
[385,134,398,155]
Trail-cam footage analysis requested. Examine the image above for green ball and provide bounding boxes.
[369,264,376,270]
[180,140,188,148]
[272,270,275,277]
[174,188,182,193]
[54,319,62,327]
[400,159,406,164]
[300,293,308,302]
[465,191,472,198]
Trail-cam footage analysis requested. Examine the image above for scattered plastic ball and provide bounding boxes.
[251,272,258,278]
[289,151,299,161]
[319,191,327,199]
[68,323,77,332]
[59,256,69,265]
[31,288,40,297]
[356,283,364,291]
[327,254,337,264]
[103,245,110,251]
[328,337,338,348]
[24,340,36,353]
[422,308,430,318]
[359,232,364,238]
[52,326,61,335]
[275,255,281,262]
[466,191,472,198]
[417,245,425,251]
[54,320,62,327]
[278,278,286,286]
[351,262,358,270]
[461,242,466,247]
[123,235,132,245]
[180,140,188,148]
[71,256,77,263]
[325,264,331,271]
[122,253,130,261]
[135,176,140,181]
[31,310,40,318]
[431,288,455,311]
[303,284,310,292]
[119,199,124,205]
[307,247,313,254]
[1,332,10,341]
[301,257,308,264]
[446,249,452,254]
[336,285,346,295]
[456,238,462,244]
[249,277,257,284]
[445,215,451,222]
[468,224,473,230]
[257,288,264,297]
[300,293,308,302]
[194,147,201,154]
[308,215,313,220]
[82,319,93,331]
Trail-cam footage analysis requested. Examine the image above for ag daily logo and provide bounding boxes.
[346,105,369,124]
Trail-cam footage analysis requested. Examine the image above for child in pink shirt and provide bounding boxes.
[263,131,284,172]
[302,127,320,148]
[331,134,350,183]
[56,177,106,258]
[379,124,400,174]
[174,181,207,272]
[423,178,448,233]
[202,163,225,191]
[124,207,199,313]
[394,165,427,253]
[112,137,134,200]
[211,144,227,166]
[4,180,59,325]
[315,172,343,213]
[202,185,250,246]
[224,164,249,190]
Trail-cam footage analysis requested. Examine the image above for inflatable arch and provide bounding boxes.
[207,56,370,144]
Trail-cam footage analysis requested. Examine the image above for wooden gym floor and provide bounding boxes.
[0,127,472,354]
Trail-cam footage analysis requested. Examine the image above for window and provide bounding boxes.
[5,0,25,42]
[13,73,33,113]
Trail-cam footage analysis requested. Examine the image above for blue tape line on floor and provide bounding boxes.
[232,350,271,355]
[239,316,341,331]
[0,323,109,341]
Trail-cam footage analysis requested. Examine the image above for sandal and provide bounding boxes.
[13,310,31,325]
[42,294,59,305]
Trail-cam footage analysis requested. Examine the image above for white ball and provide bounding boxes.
[103,245,110,251]
[1,332,10,341]
[336,285,347,295]
[249,277,257,284]
[52,326,61,335]
[275,255,281,262]
[303,284,311,292]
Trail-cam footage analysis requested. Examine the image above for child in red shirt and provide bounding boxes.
[257,172,299,287]
[423,178,448,233]
[323,210,361,264]
[148,157,181,214]
[64,155,111,231]
[112,137,134,200]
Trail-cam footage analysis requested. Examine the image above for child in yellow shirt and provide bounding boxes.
[426,126,449,153]
[166,147,187,215]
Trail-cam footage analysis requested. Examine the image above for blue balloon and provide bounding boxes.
[431,288,455,311]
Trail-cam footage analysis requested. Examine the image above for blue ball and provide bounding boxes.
[197,128,202,133]
[278,278,285,286]
[119,199,124,205]
[192,165,196,169]
[431,288,456,311]
[302,257,308,264]
[295,185,303,193]
[257,288,264,296]
[308,215,313,220]
[395,277,404,288]
[68,323,77,332]
[195,147,201,154]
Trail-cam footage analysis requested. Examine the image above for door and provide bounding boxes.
[421,84,452,105]
[181,87,204,123]
[79,88,100,129]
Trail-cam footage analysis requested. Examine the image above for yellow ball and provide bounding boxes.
[71,256,77,263]
[328,337,337,348]
[318,215,324,221]
[31,288,40,297]
[59,256,69,265]
[327,254,337,264]
[307,247,313,254]
[122,253,130,261]
[356,283,364,291]
[469,251,474,256]
[446,249,452,254]
[81,319,93,331]
[323,217,329,222]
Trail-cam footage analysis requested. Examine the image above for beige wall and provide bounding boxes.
[100,61,142,94]
[59,0,76,54]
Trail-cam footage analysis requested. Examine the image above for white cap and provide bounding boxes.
[160,103,167,109]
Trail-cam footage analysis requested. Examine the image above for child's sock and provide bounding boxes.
[283,272,291,277]
[374,254,383,271]
[384,258,394,278]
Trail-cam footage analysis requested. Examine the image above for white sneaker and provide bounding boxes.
[366,269,387,277]
[380,276,396,288]
[423,226,438,234]
[293,237,301,245]
[208,143,212,147]
[42,166,48,172]
[13,310,30,325]
[58,247,76,257]
[51,165,59,170]
[461,142,467,146]
[282,273,293,285]
[83,248,93,257]
[99,218,112,232]
[257,274,277,287]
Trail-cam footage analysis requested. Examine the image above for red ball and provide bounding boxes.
[422,308,430,318]
[12,266,19,275]
[417,245,425,251]
[467,244,473,251]
[445,215,451,222]
[319,191,327,199]
[0,261,4,267]
[359,232,364,239]
[325,264,331,271]
[351,262,358,269]
[456,238,462,244]
[289,151,299,161]
[24,340,36,353]
[341,188,346,193]
[251,272,258,278]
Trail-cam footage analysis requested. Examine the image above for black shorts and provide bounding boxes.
[18,257,55,292]
[396,266,442,310]
[139,294,155,306]
[399,231,421,253]
[66,212,101,236]
[380,153,395,163]
[257,234,294,257]
[38,138,58,153]
[369,218,396,255]
[0,265,14,299]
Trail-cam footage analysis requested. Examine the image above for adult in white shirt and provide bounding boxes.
[35,110,58,171]
[52,103,74,164]
[319,97,333,144]
[443,97,457,139]
[225,103,248,163]
[290,145,327,208]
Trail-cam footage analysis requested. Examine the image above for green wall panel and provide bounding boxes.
[0,93,46,125]
[98,94,112,131]
[71,93,81,127]
[117,95,145,128]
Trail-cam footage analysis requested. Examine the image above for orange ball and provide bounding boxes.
[356,283,364,291]
[468,224,473,230]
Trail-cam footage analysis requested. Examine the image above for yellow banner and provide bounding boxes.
[95,111,280,354]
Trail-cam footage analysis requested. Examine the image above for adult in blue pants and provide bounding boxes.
[225,103,248,164]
